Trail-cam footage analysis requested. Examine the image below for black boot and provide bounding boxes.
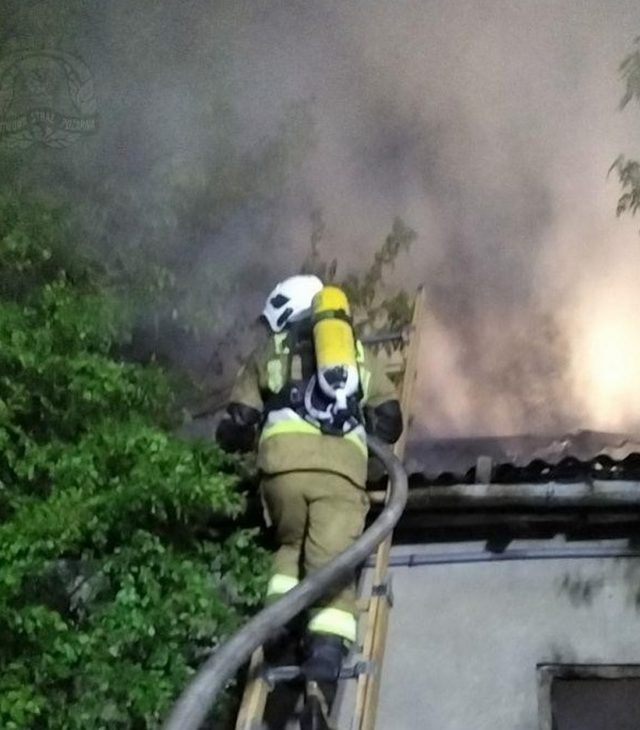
[299,633,346,729]
[300,633,345,682]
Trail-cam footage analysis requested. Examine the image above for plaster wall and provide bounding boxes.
[338,539,640,730]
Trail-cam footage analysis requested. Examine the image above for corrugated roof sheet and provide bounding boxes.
[404,430,640,485]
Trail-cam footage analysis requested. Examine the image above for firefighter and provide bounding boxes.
[216,274,402,690]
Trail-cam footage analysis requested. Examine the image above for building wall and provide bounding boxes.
[338,540,640,730]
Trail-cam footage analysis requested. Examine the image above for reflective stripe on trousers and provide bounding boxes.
[266,573,357,643]
[266,573,299,598]
[308,606,357,643]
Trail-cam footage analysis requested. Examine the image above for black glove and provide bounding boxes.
[364,399,403,445]
[216,403,261,453]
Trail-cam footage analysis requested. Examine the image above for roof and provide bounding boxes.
[404,430,640,486]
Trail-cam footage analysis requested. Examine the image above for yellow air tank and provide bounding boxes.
[312,286,360,411]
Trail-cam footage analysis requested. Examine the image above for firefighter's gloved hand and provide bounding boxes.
[216,418,254,453]
[216,403,261,453]
[364,399,403,445]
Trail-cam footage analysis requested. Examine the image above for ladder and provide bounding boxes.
[233,287,425,730]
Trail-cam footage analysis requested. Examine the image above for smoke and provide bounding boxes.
[227,1,640,437]
[6,0,640,437]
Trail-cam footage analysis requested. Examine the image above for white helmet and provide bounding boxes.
[262,275,323,333]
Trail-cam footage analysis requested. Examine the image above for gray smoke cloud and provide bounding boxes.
[225,1,640,438]
[6,0,640,437]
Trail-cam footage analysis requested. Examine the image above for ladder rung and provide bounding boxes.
[264,661,377,685]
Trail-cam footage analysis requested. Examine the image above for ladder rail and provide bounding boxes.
[351,286,426,730]
[162,435,408,730]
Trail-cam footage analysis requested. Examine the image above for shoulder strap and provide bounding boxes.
[273,332,289,355]
[285,322,316,381]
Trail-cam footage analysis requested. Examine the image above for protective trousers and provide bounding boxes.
[262,470,370,643]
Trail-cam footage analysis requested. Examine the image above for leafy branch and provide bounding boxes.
[301,212,417,338]
[613,38,640,222]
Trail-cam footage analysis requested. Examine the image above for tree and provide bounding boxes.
[0,192,269,729]
[302,211,417,339]
[611,38,640,218]
[0,0,316,388]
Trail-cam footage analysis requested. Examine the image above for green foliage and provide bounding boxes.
[0,194,269,729]
[0,191,99,301]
